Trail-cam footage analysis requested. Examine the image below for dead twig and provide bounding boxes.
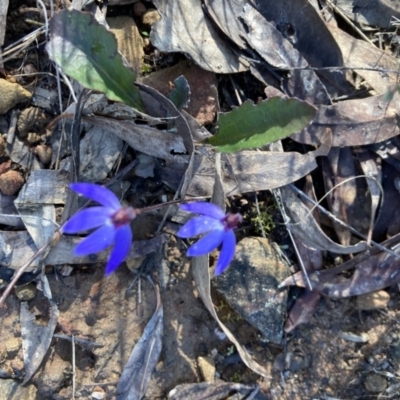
[0,229,62,307]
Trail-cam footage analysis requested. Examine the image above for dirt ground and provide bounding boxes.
[1,236,399,399]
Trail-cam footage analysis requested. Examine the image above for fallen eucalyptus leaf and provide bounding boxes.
[330,0,400,28]
[281,185,368,254]
[168,382,259,400]
[21,275,59,384]
[0,230,167,272]
[292,92,400,147]
[254,0,348,94]
[327,24,400,95]
[82,115,186,162]
[280,243,400,298]
[116,281,163,400]
[151,0,249,73]
[47,10,145,112]
[240,4,330,105]
[164,132,330,196]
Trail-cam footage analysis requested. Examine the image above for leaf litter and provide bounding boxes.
[2,0,400,398]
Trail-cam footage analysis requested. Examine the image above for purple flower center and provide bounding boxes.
[221,213,243,231]
[111,207,136,229]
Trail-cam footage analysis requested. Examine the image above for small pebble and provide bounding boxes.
[3,337,21,357]
[141,10,160,27]
[364,373,387,393]
[91,386,105,400]
[356,290,390,310]
[197,356,215,382]
[340,332,369,343]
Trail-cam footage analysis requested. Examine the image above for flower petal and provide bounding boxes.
[62,207,113,234]
[74,224,115,256]
[215,230,236,276]
[70,183,121,211]
[187,229,225,257]
[180,202,225,219]
[177,216,223,238]
[105,225,132,276]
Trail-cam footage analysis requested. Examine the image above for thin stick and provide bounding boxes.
[0,230,62,307]
[36,0,48,38]
[72,334,76,400]
[155,176,185,235]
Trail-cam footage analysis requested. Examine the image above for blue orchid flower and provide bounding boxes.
[177,202,242,275]
[62,183,136,276]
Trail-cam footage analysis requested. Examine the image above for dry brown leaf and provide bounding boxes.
[330,0,400,28]
[322,147,358,247]
[83,115,186,162]
[280,246,400,298]
[327,24,400,94]
[240,3,330,105]
[164,134,330,197]
[116,281,163,400]
[254,0,348,94]
[21,276,59,384]
[292,92,400,147]
[168,382,258,400]
[281,185,368,254]
[150,0,249,73]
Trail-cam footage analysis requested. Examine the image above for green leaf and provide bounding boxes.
[167,75,191,110]
[207,97,316,153]
[47,10,145,112]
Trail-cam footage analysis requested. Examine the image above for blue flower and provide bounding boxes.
[177,202,242,275]
[62,183,136,276]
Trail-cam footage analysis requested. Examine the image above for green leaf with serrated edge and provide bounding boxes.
[167,75,190,110]
[47,10,145,112]
[207,97,316,153]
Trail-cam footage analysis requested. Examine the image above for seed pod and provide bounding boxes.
[35,144,52,165]
[0,170,24,195]
[26,132,41,144]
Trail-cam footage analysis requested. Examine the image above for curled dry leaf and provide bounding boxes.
[280,235,400,298]
[280,185,368,254]
[83,115,186,162]
[21,275,59,384]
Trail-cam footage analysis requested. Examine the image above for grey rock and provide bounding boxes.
[0,379,37,399]
[214,237,290,344]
